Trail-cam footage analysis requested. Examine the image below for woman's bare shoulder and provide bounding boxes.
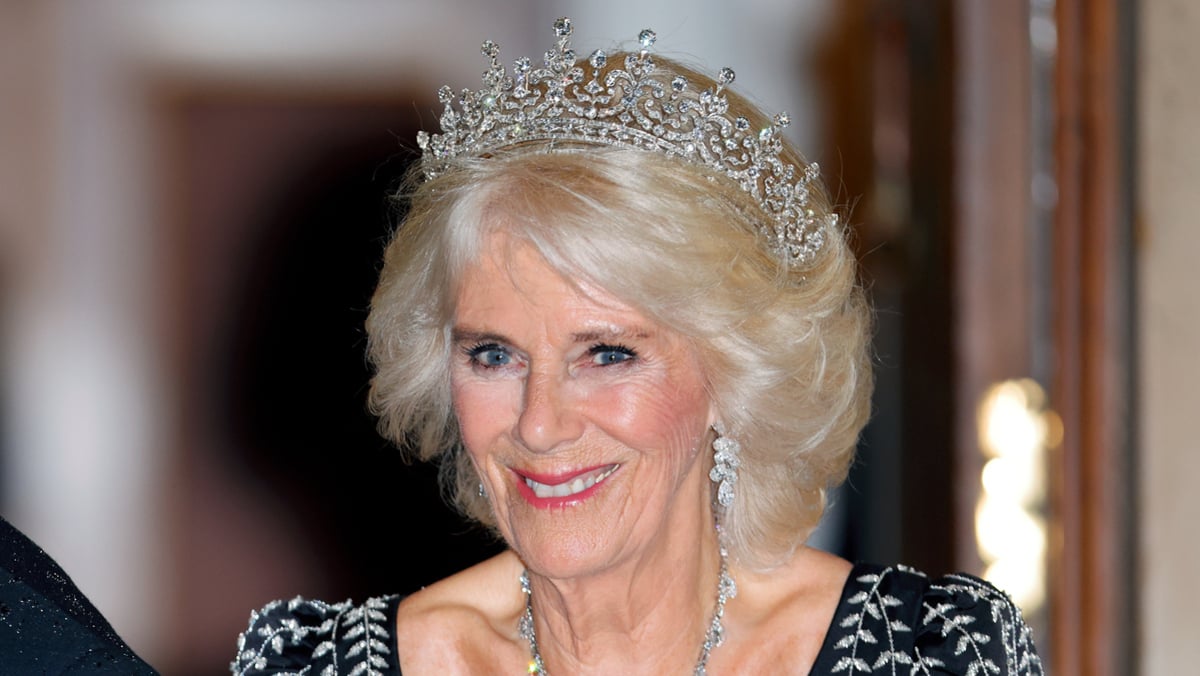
[737,546,852,608]
[716,547,852,673]
[395,551,526,672]
[398,550,524,617]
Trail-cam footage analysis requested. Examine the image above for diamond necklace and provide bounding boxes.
[517,551,737,675]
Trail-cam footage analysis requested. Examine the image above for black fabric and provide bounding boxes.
[234,563,1043,675]
[233,595,402,675]
[0,517,158,674]
[807,564,1043,675]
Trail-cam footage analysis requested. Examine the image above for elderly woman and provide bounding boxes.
[234,18,1041,676]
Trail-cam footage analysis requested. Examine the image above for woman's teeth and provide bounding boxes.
[524,465,618,499]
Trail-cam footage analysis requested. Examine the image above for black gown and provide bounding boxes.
[232,563,1043,675]
[0,517,158,674]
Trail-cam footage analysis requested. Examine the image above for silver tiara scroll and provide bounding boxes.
[416,17,832,265]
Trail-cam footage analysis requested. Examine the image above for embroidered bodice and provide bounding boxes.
[232,563,1043,675]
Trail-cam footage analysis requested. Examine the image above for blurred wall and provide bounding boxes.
[1139,0,1200,673]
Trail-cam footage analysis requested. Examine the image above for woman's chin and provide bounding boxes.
[504,523,626,581]
[518,550,617,582]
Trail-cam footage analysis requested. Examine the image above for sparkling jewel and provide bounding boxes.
[415,17,832,266]
[710,424,742,509]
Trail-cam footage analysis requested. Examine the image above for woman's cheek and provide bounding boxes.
[454,379,518,449]
[451,379,489,449]
[606,376,697,428]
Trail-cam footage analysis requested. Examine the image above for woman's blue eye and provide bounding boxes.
[467,344,511,367]
[590,344,636,366]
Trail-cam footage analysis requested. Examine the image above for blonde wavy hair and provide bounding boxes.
[366,54,872,569]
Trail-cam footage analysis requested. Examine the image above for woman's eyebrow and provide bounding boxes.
[570,327,652,343]
[450,328,510,344]
[450,326,652,345]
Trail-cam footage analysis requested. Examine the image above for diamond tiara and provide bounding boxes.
[416,17,832,265]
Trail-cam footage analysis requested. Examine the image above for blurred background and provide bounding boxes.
[0,0,1192,674]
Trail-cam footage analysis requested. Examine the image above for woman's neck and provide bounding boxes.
[522,502,725,673]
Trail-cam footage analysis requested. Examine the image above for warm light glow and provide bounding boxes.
[985,557,1046,613]
[981,455,1044,505]
[975,500,1046,563]
[978,379,1048,459]
[975,378,1052,616]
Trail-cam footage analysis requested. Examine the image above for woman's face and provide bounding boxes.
[450,234,716,579]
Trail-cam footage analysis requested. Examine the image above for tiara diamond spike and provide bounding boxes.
[416,17,832,266]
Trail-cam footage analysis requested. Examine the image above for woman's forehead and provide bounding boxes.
[455,236,636,319]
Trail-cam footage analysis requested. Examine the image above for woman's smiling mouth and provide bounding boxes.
[516,464,620,501]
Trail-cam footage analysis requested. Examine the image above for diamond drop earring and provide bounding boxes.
[708,423,741,508]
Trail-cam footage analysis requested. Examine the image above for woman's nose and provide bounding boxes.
[515,370,584,453]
